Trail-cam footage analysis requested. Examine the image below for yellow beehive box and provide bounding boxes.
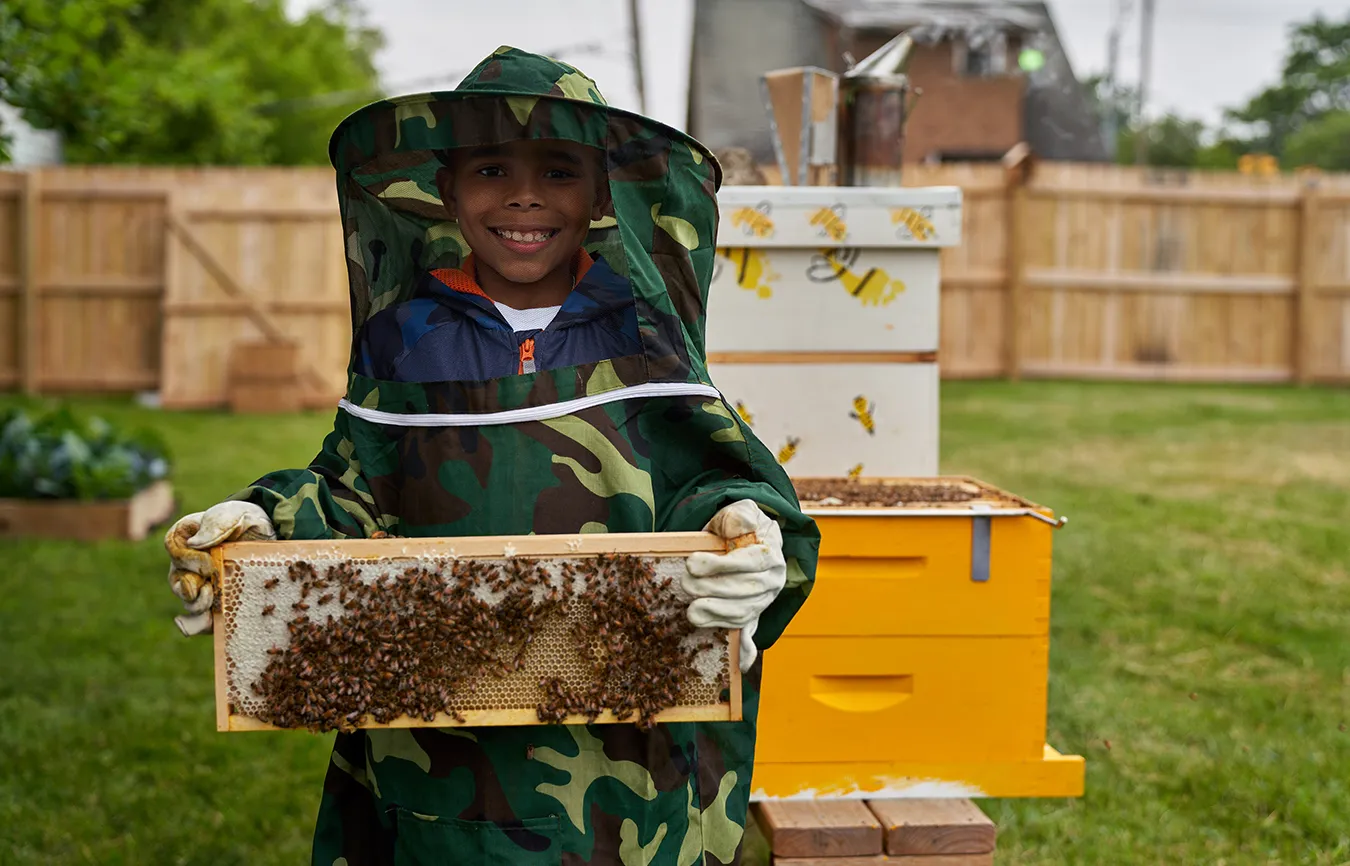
[753,477,1085,800]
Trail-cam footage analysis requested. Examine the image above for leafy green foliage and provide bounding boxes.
[1282,109,1350,171]
[0,406,170,500]
[1113,114,1207,168]
[1226,14,1350,157]
[0,0,383,165]
[1082,13,1350,171]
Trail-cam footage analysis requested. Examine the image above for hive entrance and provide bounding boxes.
[214,534,738,732]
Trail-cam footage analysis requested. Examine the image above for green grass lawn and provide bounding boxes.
[2,381,1348,865]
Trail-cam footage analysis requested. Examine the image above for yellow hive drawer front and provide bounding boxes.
[751,746,1086,800]
[756,636,1048,766]
[786,514,1053,637]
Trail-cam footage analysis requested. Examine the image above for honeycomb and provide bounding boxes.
[219,552,731,730]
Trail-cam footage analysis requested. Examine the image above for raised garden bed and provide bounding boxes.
[0,407,174,541]
[0,480,175,541]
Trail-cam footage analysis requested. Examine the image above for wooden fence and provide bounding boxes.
[0,167,348,406]
[907,160,1350,383]
[1,162,1348,406]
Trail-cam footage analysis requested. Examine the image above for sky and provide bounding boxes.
[293,0,1343,130]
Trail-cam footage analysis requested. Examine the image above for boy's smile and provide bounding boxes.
[436,139,609,309]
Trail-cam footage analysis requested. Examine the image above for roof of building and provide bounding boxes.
[800,0,1045,34]
[802,0,1106,161]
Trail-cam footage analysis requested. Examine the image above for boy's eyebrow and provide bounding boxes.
[541,148,584,167]
[460,145,586,167]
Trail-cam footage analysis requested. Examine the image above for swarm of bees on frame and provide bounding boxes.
[246,554,714,733]
[535,556,713,729]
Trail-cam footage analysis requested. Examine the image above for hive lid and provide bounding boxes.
[793,476,1062,524]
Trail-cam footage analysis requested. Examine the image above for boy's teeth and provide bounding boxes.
[499,229,551,243]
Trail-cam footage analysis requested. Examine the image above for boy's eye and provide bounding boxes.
[475,165,506,177]
[545,168,578,180]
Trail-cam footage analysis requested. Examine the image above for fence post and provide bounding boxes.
[1002,144,1034,381]
[19,169,41,395]
[1294,177,1319,385]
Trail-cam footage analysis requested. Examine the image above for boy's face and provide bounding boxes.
[436,139,609,290]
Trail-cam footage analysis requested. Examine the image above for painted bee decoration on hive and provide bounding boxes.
[850,395,877,436]
[848,463,865,479]
[808,248,906,307]
[776,437,801,465]
[730,202,775,238]
[809,204,848,242]
[891,206,937,242]
[715,247,779,299]
[734,401,755,426]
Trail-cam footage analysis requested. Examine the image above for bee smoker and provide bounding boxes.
[839,33,919,187]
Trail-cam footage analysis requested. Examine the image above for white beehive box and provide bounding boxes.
[707,186,962,479]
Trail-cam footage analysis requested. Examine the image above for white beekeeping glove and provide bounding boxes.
[684,500,787,673]
[165,501,275,637]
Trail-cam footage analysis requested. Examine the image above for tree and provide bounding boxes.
[0,0,383,165]
[1283,110,1350,170]
[1113,114,1205,168]
[1225,14,1350,156]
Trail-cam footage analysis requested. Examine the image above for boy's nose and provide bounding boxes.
[505,177,544,209]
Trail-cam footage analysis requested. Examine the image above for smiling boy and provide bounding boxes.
[164,47,819,866]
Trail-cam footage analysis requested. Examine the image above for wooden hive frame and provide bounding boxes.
[212,532,742,732]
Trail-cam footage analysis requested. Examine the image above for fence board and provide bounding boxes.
[158,171,347,409]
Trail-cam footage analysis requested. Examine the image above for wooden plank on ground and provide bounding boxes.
[867,799,996,856]
[754,801,883,858]
[772,855,993,866]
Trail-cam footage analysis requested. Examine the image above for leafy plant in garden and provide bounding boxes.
[0,406,170,500]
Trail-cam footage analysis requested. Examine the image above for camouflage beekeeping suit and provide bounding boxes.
[226,47,819,866]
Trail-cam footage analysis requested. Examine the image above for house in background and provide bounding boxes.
[688,0,1107,168]
[0,101,63,167]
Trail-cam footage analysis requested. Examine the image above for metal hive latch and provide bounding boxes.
[969,505,1069,583]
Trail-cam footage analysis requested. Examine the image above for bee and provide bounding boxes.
[848,463,865,480]
[776,436,801,465]
[890,206,936,242]
[262,577,279,590]
[317,593,334,606]
[809,204,848,241]
[850,396,877,435]
[730,203,775,238]
[808,248,905,307]
[292,601,310,612]
[715,247,779,298]
[261,604,276,617]
[733,401,754,426]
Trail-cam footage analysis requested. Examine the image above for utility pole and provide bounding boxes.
[629,0,647,114]
[1104,0,1133,161]
[1136,0,1156,165]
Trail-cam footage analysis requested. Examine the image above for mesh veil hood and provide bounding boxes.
[327,47,724,401]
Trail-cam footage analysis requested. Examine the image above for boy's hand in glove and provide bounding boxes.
[684,500,786,673]
[165,501,275,637]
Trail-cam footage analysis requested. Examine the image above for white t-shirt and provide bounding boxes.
[493,302,562,333]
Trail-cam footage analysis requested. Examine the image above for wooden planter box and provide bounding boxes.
[0,480,175,542]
